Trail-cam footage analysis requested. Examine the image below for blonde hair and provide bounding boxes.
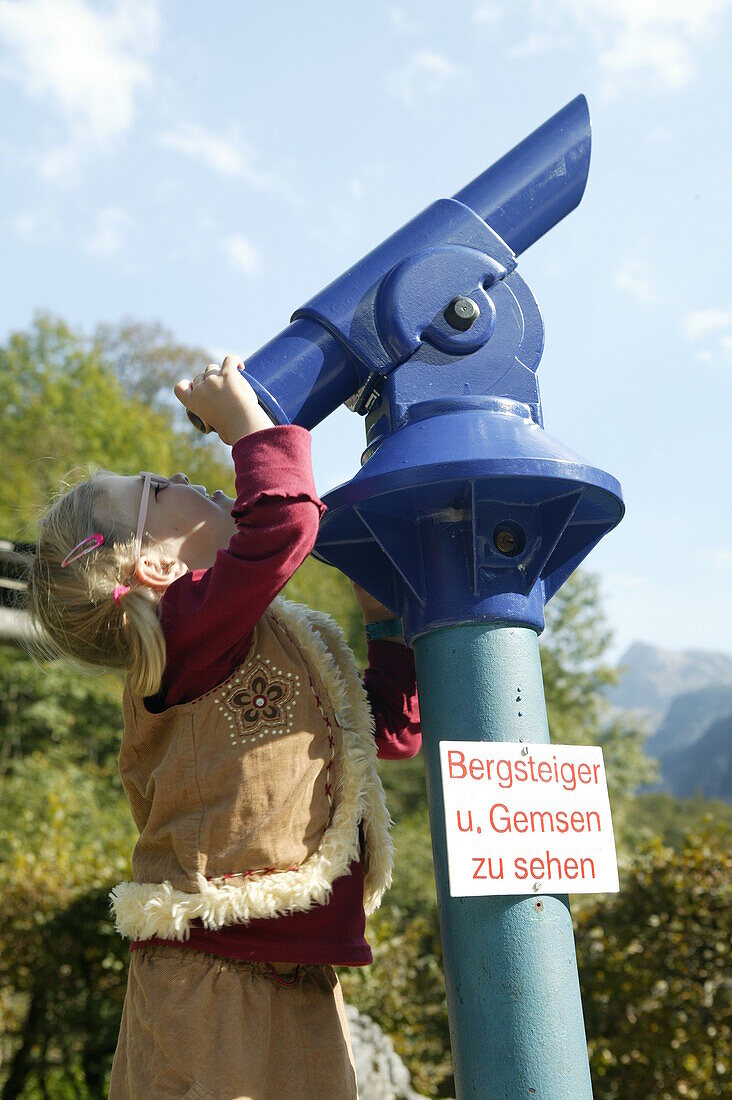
[26,470,166,697]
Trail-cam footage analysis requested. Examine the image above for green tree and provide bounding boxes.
[542,570,657,856]
[625,792,732,849]
[0,751,135,1099]
[284,555,366,665]
[578,828,731,1099]
[0,646,123,773]
[93,319,210,412]
[0,314,233,542]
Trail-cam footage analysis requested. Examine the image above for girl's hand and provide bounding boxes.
[174,356,273,445]
[351,581,399,625]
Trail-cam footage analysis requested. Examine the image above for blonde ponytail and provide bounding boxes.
[26,470,167,697]
[115,586,167,696]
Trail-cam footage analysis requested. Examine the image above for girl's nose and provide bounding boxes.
[171,473,190,485]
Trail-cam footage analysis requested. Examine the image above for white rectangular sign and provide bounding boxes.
[439,741,619,896]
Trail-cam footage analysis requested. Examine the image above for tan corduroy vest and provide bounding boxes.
[110,598,393,942]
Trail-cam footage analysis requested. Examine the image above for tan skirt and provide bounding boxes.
[108,945,358,1099]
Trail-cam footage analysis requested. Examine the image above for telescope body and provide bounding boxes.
[231,96,619,1099]
[243,95,621,648]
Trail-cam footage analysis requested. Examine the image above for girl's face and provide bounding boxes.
[99,471,237,571]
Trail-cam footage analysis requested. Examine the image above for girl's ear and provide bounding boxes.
[135,555,188,591]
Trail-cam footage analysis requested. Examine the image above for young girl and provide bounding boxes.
[28,357,421,1099]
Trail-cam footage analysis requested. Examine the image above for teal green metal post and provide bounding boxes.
[413,623,593,1100]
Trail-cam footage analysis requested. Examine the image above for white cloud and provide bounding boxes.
[483,1,728,93]
[11,202,130,257]
[647,125,676,147]
[0,0,160,177]
[160,124,302,206]
[222,235,259,276]
[10,210,48,240]
[387,7,416,34]
[683,308,732,340]
[85,206,130,257]
[161,126,266,185]
[683,306,732,365]
[508,33,555,59]
[387,49,458,106]
[613,261,661,305]
[699,546,732,570]
[542,0,729,92]
[712,548,732,568]
[473,3,502,26]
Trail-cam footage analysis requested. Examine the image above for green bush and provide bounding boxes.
[341,827,731,1099]
[578,828,731,1100]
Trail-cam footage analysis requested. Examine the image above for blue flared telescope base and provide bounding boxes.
[315,399,623,642]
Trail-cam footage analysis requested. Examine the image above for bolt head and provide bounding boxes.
[445,295,480,331]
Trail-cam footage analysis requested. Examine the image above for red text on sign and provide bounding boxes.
[514,852,596,881]
[447,749,601,791]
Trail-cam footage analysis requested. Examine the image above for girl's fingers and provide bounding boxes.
[173,356,245,417]
[221,355,243,376]
[174,379,193,405]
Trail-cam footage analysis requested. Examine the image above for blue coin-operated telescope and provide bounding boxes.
[239,95,621,646]
[205,96,621,1098]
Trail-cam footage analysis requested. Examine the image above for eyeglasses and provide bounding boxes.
[135,473,169,559]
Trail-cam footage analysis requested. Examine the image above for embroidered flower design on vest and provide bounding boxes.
[233,674,285,723]
[214,658,300,746]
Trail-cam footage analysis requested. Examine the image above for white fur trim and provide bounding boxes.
[110,598,393,940]
[296,604,394,913]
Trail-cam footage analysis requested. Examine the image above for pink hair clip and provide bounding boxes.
[60,532,104,568]
[113,584,131,605]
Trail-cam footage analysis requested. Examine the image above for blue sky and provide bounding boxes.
[1,0,731,661]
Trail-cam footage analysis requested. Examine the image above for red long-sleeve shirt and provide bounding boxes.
[130,425,420,965]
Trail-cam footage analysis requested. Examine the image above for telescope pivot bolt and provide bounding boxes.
[444,295,480,331]
[492,521,526,557]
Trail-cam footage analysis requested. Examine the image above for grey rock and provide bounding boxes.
[646,683,732,758]
[345,1004,428,1099]
[659,715,732,800]
[605,641,732,722]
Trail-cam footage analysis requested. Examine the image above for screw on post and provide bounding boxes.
[198,95,622,1099]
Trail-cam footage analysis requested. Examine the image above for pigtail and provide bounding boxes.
[114,585,166,697]
[25,470,167,697]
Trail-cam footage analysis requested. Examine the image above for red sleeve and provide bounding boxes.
[363,640,422,760]
[157,425,325,707]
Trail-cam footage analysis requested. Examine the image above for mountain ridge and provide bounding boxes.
[607,641,732,801]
